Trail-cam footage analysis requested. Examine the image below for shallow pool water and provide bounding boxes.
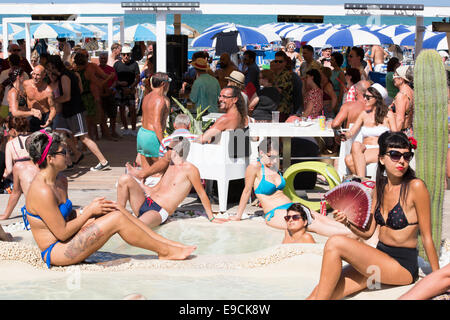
[0,271,318,300]
[98,219,284,256]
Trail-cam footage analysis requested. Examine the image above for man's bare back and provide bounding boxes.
[371,45,387,66]
[332,100,365,129]
[141,91,170,140]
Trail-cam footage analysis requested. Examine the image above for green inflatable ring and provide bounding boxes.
[282,161,341,212]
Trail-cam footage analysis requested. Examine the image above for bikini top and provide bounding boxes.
[254,159,286,195]
[21,199,73,231]
[395,91,414,116]
[360,125,389,139]
[11,134,31,163]
[374,194,418,230]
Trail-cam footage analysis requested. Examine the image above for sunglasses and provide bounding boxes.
[273,60,284,64]
[385,150,414,162]
[121,53,131,56]
[53,149,67,157]
[12,49,21,52]
[166,136,184,150]
[219,94,235,99]
[284,214,302,222]
[363,94,375,100]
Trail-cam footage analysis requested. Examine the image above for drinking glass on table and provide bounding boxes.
[272,111,280,123]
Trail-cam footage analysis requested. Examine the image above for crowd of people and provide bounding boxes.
[0,36,449,300]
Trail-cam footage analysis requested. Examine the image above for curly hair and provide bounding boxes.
[26,129,64,169]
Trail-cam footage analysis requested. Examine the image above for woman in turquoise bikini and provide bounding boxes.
[23,130,196,268]
[231,137,354,237]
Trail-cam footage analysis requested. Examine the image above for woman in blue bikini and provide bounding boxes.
[231,137,353,237]
[307,131,439,300]
[24,130,196,268]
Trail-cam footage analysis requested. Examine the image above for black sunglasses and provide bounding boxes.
[121,53,131,56]
[166,136,184,150]
[363,94,375,100]
[52,149,67,157]
[385,150,414,162]
[273,60,284,64]
[284,214,302,222]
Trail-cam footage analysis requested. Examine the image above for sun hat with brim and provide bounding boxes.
[225,70,245,86]
[438,50,449,58]
[121,46,132,54]
[393,65,411,82]
[191,58,209,71]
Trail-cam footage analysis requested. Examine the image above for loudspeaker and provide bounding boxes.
[153,34,188,99]
[153,34,188,79]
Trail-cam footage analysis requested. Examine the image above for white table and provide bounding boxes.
[248,121,334,170]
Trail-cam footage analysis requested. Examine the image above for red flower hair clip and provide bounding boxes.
[408,137,417,150]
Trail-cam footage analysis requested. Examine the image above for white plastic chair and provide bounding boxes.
[186,130,249,212]
[337,125,377,180]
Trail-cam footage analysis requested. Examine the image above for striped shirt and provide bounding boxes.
[159,129,198,157]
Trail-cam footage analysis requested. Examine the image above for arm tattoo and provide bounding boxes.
[64,223,104,260]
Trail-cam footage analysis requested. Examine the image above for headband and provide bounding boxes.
[36,129,53,165]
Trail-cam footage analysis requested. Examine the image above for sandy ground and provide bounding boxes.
[0,131,449,300]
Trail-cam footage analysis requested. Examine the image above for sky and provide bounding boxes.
[1,0,449,6]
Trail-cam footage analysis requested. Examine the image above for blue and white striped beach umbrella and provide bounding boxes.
[113,24,158,42]
[377,24,411,38]
[307,29,393,48]
[12,23,79,40]
[281,25,320,40]
[0,23,24,40]
[423,33,448,50]
[191,23,273,48]
[59,22,95,38]
[392,31,438,47]
[297,27,339,43]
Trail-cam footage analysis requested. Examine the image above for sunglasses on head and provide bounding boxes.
[385,150,414,162]
[284,214,302,222]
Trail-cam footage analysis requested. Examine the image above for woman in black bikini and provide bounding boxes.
[307,131,439,300]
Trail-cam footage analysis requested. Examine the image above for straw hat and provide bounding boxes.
[394,65,411,82]
[191,57,209,71]
[225,70,245,86]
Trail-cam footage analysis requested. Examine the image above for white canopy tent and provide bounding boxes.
[2,16,124,63]
[1,2,450,70]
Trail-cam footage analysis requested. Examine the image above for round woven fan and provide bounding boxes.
[323,181,372,229]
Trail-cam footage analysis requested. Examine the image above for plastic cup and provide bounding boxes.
[318,115,326,130]
[272,111,280,123]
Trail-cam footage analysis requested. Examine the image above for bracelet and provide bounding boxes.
[345,220,351,228]
[209,216,215,222]
[79,208,84,215]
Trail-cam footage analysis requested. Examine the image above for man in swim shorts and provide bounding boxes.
[137,72,171,169]
[117,137,228,227]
